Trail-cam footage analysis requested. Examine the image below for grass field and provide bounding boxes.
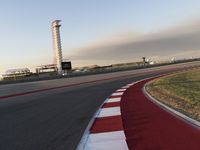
[146,69,200,121]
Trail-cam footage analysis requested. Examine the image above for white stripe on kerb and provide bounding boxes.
[106,97,121,103]
[97,107,121,118]
[121,86,130,89]
[116,89,126,92]
[111,92,123,96]
[89,131,126,142]
[85,131,128,150]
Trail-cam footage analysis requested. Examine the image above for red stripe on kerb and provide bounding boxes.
[102,102,120,108]
[90,115,123,133]
[121,78,200,149]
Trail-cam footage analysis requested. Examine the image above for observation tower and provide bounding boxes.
[52,20,63,75]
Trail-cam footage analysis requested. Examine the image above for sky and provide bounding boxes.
[1,0,200,74]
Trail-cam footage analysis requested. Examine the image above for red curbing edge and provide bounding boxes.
[121,75,200,150]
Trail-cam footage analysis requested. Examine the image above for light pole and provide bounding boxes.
[142,57,146,65]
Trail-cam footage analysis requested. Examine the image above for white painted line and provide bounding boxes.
[97,107,121,118]
[77,98,109,150]
[85,131,128,150]
[88,131,126,142]
[85,139,128,150]
[116,89,126,92]
[121,86,130,89]
[111,92,123,96]
[106,97,121,103]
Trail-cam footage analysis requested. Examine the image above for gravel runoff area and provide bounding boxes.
[146,68,200,121]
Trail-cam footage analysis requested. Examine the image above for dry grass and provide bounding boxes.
[146,68,200,121]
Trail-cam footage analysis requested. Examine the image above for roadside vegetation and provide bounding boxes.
[146,68,200,121]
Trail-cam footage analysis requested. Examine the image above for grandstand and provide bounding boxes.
[36,64,57,73]
[2,68,32,80]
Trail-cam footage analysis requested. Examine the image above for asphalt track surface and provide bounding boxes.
[121,78,200,150]
[0,62,200,150]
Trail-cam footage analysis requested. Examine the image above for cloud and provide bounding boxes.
[66,18,200,66]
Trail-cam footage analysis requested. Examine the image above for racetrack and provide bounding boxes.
[0,61,200,150]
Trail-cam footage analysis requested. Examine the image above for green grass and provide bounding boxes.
[146,69,200,121]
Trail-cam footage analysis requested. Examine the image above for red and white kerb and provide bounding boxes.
[77,83,135,150]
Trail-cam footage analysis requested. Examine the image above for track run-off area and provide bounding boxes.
[0,61,200,150]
